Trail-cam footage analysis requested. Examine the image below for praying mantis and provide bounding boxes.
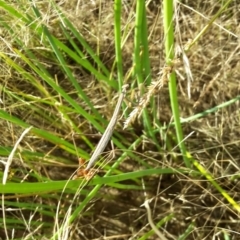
[74,85,128,180]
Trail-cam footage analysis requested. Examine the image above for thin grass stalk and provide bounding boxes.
[55,10,111,78]
[163,0,190,168]
[186,152,240,213]
[114,0,124,90]
[133,0,143,84]
[141,5,151,86]
[154,94,240,133]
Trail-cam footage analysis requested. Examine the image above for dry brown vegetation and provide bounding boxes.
[1,0,240,239]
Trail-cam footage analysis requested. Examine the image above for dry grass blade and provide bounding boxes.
[142,199,168,240]
[2,126,32,240]
[2,127,32,184]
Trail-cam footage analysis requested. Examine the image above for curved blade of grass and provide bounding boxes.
[3,200,58,216]
[30,2,116,89]
[52,4,111,79]
[0,147,71,167]
[0,52,51,98]
[51,37,116,88]
[3,86,94,149]
[4,90,67,130]
[0,109,88,156]
[29,3,106,116]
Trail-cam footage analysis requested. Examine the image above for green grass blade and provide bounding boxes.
[163,0,190,167]
[0,109,88,156]
[134,1,159,147]
[187,152,240,214]
[139,214,174,240]
[53,5,111,79]
[1,168,184,194]
[114,0,124,89]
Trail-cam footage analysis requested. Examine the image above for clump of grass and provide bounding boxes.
[0,0,240,239]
